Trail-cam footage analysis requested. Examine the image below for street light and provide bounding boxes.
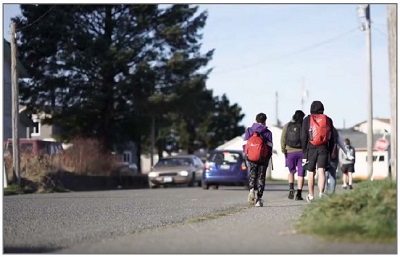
[358,4,374,180]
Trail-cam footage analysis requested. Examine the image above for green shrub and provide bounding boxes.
[295,179,396,243]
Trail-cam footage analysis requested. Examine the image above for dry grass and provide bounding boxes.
[61,137,119,176]
[4,137,120,193]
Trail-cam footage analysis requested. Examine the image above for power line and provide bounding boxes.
[372,25,387,37]
[212,27,359,76]
[16,5,56,32]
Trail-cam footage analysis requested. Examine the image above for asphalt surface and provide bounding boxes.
[3,183,397,254]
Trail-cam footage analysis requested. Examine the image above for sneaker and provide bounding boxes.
[306,195,314,203]
[288,189,295,199]
[319,192,326,199]
[295,194,303,201]
[248,189,255,205]
[349,185,353,190]
[255,198,264,207]
[342,185,347,189]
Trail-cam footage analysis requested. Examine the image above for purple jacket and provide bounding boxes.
[243,123,273,154]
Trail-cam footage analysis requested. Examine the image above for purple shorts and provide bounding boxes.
[286,151,305,177]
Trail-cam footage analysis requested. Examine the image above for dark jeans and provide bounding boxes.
[248,161,267,199]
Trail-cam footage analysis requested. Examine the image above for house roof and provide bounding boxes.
[376,118,391,124]
[352,118,391,128]
[3,39,29,78]
[19,108,35,127]
[338,128,390,150]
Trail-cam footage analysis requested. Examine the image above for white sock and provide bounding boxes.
[308,194,314,200]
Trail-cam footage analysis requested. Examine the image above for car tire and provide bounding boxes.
[202,180,209,190]
[213,184,219,190]
[148,181,158,189]
[188,173,195,187]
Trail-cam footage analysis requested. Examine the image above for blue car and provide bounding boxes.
[202,150,249,190]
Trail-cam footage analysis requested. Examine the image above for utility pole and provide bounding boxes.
[11,22,21,186]
[358,4,374,180]
[387,4,397,181]
[301,77,307,113]
[150,115,155,168]
[275,91,279,126]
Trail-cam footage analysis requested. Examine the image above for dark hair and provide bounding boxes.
[256,113,267,124]
[292,110,305,123]
[310,100,324,114]
[345,138,351,145]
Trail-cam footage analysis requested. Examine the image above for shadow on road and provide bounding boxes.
[4,246,61,253]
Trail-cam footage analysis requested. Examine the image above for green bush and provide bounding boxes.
[295,179,396,243]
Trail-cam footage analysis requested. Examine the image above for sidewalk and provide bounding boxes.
[57,196,396,254]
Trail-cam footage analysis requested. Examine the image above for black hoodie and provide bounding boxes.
[300,101,335,154]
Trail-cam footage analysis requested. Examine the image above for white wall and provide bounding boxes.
[352,150,389,180]
[268,125,288,180]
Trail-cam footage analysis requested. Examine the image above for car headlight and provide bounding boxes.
[148,172,158,178]
[179,171,189,176]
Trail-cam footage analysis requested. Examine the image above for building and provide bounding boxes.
[353,118,391,135]
[3,39,34,140]
[339,127,391,180]
[28,111,63,141]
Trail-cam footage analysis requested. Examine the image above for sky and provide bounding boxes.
[2,2,395,129]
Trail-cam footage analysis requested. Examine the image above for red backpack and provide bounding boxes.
[244,132,269,163]
[309,114,331,146]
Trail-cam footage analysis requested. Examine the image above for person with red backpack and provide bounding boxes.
[300,101,335,203]
[243,113,273,207]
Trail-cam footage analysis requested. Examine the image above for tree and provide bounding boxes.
[14,4,245,160]
[207,94,246,149]
[153,5,215,154]
[15,5,160,151]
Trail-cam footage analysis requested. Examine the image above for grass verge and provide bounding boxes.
[4,184,25,196]
[295,179,396,244]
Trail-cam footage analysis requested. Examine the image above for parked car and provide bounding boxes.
[147,155,204,189]
[202,150,249,190]
[3,139,63,157]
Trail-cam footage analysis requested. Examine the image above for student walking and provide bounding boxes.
[339,138,356,189]
[301,100,335,202]
[281,110,305,200]
[243,113,273,207]
[325,127,347,194]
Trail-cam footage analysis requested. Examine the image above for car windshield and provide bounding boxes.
[210,151,242,165]
[155,158,193,167]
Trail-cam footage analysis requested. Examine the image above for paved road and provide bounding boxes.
[4,183,396,254]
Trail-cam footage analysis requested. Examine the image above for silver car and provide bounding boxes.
[148,155,204,189]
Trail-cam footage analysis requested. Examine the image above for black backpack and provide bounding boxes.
[286,122,302,148]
